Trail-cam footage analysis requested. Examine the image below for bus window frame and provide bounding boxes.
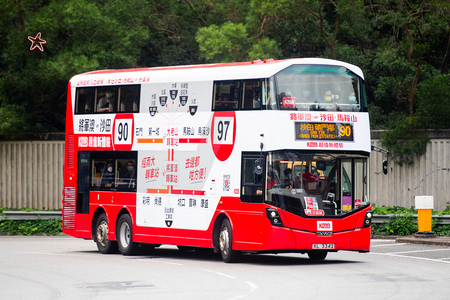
[213,79,268,111]
[75,85,141,115]
[272,64,366,112]
[212,80,241,111]
[86,151,138,192]
[240,79,262,110]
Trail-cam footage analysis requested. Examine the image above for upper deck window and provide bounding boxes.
[274,65,367,112]
[75,85,140,114]
[213,79,262,111]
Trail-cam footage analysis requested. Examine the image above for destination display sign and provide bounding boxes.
[294,122,353,141]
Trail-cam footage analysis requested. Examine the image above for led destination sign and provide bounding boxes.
[295,122,353,141]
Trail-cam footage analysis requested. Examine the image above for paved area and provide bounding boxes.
[396,235,450,247]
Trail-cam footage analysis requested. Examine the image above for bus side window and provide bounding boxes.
[88,151,137,192]
[213,81,240,111]
[119,85,140,112]
[96,88,116,113]
[75,88,94,114]
[117,159,137,190]
[242,80,261,110]
[241,154,264,203]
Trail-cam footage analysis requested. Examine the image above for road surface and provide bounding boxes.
[1,236,449,299]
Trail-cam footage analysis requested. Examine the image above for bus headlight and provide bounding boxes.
[266,208,284,227]
[362,210,373,228]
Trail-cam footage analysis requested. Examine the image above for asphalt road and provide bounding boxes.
[1,236,449,300]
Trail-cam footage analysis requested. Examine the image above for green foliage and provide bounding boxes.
[196,21,281,62]
[0,0,151,136]
[415,73,450,129]
[0,219,62,236]
[433,203,450,216]
[372,213,418,236]
[1,0,450,139]
[372,205,416,215]
[196,22,249,62]
[372,205,450,236]
[381,116,429,165]
[433,223,450,237]
[0,104,26,138]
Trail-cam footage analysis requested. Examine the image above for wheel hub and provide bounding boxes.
[219,227,229,255]
[97,221,108,247]
[119,222,131,248]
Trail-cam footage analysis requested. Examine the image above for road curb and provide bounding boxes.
[395,236,450,247]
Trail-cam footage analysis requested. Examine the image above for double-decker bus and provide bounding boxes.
[63,58,373,262]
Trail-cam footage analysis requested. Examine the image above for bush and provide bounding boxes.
[372,213,418,236]
[372,205,416,215]
[0,219,62,236]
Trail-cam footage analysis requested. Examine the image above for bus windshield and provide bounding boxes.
[271,65,367,112]
[265,150,369,217]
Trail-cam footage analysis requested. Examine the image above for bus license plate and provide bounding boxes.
[312,243,335,249]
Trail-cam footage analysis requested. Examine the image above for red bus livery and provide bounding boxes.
[63,58,373,262]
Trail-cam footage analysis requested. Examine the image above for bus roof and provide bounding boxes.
[70,58,364,86]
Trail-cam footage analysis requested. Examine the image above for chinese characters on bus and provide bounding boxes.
[142,156,160,181]
[185,156,206,182]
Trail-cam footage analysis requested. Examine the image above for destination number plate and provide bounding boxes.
[312,243,335,249]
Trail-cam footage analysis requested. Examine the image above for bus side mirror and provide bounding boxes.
[254,159,263,175]
[382,160,388,175]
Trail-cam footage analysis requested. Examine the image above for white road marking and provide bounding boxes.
[201,268,236,279]
[391,248,450,254]
[370,243,407,248]
[151,260,183,266]
[369,252,450,264]
[246,281,258,291]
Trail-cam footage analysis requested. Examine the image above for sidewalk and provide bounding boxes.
[396,235,450,247]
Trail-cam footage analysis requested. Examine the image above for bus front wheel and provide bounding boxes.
[95,213,118,254]
[117,214,139,255]
[219,219,241,263]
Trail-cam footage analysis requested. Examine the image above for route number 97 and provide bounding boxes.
[213,117,234,145]
[114,119,133,145]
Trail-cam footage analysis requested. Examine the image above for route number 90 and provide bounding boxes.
[114,119,133,145]
[339,125,352,137]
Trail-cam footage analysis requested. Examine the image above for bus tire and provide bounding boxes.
[307,250,328,260]
[219,219,241,263]
[117,214,139,256]
[95,213,118,254]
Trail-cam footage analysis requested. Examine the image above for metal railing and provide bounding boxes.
[0,211,62,221]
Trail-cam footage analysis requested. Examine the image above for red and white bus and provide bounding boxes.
[63,58,373,262]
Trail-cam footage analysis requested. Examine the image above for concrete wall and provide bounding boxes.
[370,130,450,211]
[0,141,64,210]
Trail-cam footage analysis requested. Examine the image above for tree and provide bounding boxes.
[195,0,290,62]
[196,21,281,62]
[369,0,450,163]
[0,0,151,137]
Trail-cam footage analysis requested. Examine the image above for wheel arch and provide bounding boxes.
[115,208,132,239]
[212,212,232,253]
[91,207,107,240]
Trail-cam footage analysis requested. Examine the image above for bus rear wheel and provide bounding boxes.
[307,250,328,260]
[117,214,139,255]
[219,219,241,263]
[95,213,118,254]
